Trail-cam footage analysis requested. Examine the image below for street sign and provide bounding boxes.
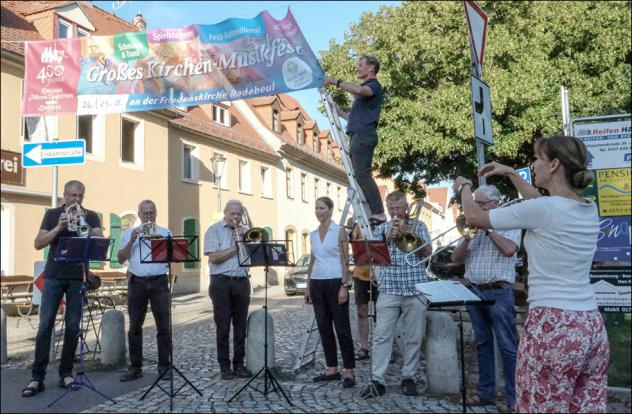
[22,140,85,168]
[470,75,493,144]
[516,167,532,184]
[463,0,488,76]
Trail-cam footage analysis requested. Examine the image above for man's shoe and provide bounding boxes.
[120,367,143,382]
[360,380,386,398]
[233,365,251,378]
[220,369,235,380]
[400,378,417,396]
[158,366,172,381]
[312,372,342,382]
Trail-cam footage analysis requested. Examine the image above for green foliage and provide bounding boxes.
[320,1,631,196]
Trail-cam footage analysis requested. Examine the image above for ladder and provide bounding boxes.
[293,89,378,373]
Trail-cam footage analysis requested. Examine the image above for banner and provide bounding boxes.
[590,266,631,313]
[573,120,631,170]
[21,9,325,116]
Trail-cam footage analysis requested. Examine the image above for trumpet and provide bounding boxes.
[404,198,521,267]
[140,221,158,237]
[65,203,90,237]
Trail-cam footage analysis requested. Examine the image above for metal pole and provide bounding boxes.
[52,166,58,208]
[560,86,571,135]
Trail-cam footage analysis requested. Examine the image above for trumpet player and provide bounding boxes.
[118,200,172,382]
[24,180,103,397]
[360,191,432,399]
[204,200,252,380]
[451,185,521,411]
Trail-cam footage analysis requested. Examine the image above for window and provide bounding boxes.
[285,167,294,198]
[238,159,251,193]
[327,140,333,159]
[77,28,89,37]
[120,213,139,231]
[326,182,332,197]
[121,118,136,163]
[301,173,307,202]
[272,110,280,133]
[182,142,199,182]
[57,19,72,38]
[314,178,320,199]
[312,132,320,152]
[77,115,94,154]
[213,105,229,126]
[285,229,296,262]
[120,116,144,168]
[261,166,272,198]
[297,124,305,145]
[212,151,228,189]
[337,186,343,210]
[301,232,309,256]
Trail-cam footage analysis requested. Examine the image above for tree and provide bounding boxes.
[320,1,631,197]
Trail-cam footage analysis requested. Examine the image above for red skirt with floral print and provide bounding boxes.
[515,307,609,413]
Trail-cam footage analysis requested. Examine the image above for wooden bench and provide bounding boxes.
[1,275,36,328]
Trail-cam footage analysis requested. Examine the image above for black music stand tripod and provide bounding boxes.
[138,234,202,410]
[48,236,115,407]
[228,239,294,405]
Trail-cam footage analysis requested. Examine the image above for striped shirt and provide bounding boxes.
[373,219,431,296]
[464,229,522,284]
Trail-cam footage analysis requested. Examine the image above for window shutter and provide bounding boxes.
[89,212,104,269]
[264,226,273,240]
[109,213,122,268]
[183,218,199,269]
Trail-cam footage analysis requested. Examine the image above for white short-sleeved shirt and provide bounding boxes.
[120,224,171,276]
[489,196,599,311]
[310,222,344,280]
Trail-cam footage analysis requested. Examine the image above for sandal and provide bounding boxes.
[21,380,45,397]
[59,375,74,389]
[467,392,494,406]
[355,347,370,360]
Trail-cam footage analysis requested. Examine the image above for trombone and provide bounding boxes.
[404,198,521,267]
[391,199,425,253]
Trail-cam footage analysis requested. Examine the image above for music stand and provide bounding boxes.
[137,234,202,410]
[349,240,391,399]
[48,236,115,407]
[228,239,295,405]
[415,280,494,414]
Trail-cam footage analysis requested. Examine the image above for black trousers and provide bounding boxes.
[208,275,251,371]
[127,275,171,369]
[310,278,356,369]
[350,131,384,215]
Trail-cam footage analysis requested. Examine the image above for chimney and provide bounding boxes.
[132,11,146,30]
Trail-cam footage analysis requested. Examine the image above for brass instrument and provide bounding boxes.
[404,198,521,267]
[234,207,268,264]
[140,221,158,237]
[392,199,424,253]
[65,203,90,237]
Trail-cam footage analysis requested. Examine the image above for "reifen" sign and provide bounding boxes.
[1,149,25,186]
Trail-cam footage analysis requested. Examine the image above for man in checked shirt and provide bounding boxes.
[451,185,521,412]
[360,191,432,399]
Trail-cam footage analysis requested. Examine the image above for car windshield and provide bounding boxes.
[296,255,309,267]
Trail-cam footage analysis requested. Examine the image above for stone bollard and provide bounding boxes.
[1,309,7,363]
[245,308,274,373]
[100,309,126,366]
[425,312,460,394]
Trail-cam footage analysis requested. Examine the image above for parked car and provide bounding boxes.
[284,254,310,296]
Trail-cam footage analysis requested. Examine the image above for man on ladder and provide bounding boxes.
[324,55,386,227]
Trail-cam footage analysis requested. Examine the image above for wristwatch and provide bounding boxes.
[340,281,351,289]
[485,229,494,236]
[336,79,343,88]
[457,182,472,194]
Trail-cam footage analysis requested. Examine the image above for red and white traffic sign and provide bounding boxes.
[463,0,488,76]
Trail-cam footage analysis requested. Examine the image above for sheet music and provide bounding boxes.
[415,281,481,304]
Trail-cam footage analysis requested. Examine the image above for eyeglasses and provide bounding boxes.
[475,199,496,206]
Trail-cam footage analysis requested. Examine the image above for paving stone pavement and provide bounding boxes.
[0,286,501,413]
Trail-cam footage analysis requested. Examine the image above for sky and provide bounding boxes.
[93,0,402,128]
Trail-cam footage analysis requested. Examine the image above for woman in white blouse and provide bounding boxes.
[305,196,356,388]
[453,135,609,413]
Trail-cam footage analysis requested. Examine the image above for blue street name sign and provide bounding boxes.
[22,140,85,168]
[516,167,532,184]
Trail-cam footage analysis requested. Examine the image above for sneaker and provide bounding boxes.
[400,378,417,396]
[220,369,235,380]
[360,380,386,398]
[158,366,172,381]
[120,367,143,382]
[233,365,252,378]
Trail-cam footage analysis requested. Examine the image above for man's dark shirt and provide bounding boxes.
[346,78,384,134]
[41,206,101,280]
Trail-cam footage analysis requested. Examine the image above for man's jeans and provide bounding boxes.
[467,283,517,406]
[32,278,83,381]
[372,293,427,385]
[349,131,384,216]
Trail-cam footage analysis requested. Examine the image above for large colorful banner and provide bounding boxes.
[21,9,325,116]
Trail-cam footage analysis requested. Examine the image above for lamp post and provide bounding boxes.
[210,153,227,213]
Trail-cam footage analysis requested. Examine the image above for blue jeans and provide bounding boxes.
[31,278,83,381]
[467,284,517,406]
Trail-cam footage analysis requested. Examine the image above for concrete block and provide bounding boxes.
[425,311,460,394]
[246,308,274,372]
[100,309,126,366]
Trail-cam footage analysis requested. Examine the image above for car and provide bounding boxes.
[284,254,310,296]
